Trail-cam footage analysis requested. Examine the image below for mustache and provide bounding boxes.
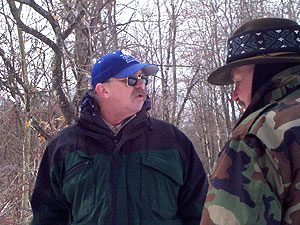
[132,89,146,98]
[237,98,246,108]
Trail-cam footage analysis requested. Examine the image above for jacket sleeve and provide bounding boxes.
[177,132,208,225]
[30,145,69,224]
[200,135,285,225]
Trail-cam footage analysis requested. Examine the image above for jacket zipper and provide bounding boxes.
[114,114,137,137]
[64,160,92,181]
[110,116,137,225]
[110,113,143,224]
[110,154,117,225]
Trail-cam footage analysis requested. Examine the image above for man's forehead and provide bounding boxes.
[231,64,255,80]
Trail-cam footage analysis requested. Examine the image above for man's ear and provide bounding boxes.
[95,83,110,98]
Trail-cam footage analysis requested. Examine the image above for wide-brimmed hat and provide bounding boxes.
[91,50,158,88]
[208,18,300,85]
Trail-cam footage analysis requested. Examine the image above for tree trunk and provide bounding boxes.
[16,5,30,224]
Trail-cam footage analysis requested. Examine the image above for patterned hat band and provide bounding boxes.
[226,25,300,64]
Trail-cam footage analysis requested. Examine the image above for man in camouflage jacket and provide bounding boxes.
[200,18,300,224]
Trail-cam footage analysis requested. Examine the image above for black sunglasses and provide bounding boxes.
[114,74,149,87]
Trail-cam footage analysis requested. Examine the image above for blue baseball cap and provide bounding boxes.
[91,50,159,88]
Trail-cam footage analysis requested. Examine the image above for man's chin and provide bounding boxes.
[237,99,247,109]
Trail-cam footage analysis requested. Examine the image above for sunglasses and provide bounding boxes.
[114,74,149,87]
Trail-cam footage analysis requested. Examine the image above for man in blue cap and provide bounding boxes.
[30,50,208,225]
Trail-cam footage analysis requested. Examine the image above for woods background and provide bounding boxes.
[0,0,299,223]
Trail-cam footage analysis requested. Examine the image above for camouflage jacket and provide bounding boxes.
[201,65,300,225]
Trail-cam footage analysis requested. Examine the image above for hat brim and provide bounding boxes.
[114,63,159,78]
[208,55,300,85]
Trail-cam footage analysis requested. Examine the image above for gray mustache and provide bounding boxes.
[133,89,146,97]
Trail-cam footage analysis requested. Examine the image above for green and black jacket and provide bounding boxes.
[30,91,208,225]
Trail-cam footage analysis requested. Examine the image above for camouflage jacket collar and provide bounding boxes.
[264,65,300,103]
[232,65,300,140]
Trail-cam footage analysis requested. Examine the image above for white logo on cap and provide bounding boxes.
[120,50,139,63]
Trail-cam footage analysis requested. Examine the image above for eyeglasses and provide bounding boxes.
[113,74,149,87]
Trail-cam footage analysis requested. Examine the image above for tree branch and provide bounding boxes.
[7,0,59,52]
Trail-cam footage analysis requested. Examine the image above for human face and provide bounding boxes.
[231,65,254,110]
[105,70,147,119]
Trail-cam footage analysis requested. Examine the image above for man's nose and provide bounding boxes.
[135,79,146,89]
[232,88,238,101]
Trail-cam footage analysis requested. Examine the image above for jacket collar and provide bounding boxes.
[264,65,300,103]
[232,65,300,139]
[77,90,151,137]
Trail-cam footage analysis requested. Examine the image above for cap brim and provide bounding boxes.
[114,63,159,78]
[208,55,300,85]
